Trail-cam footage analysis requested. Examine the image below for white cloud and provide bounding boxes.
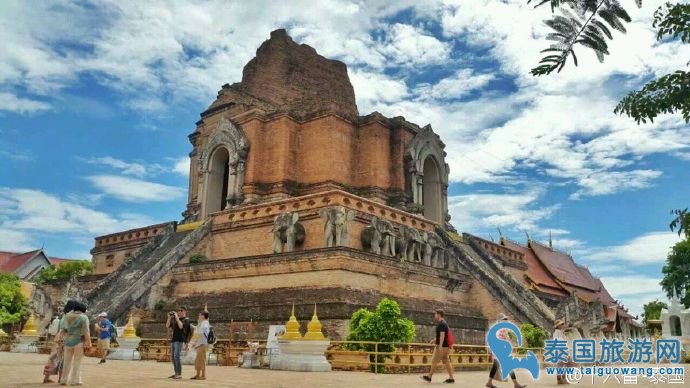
[381,23,451,67]
[448,187,559,233]
[173,157,190,177]
[583,231,682,264]
[0,228,35,252]
[416,69,494,101]
[87,175,185,202]
[0,92,50,114]
[84,157,151,177]
[600,275,666,318]
[0,187,157,237]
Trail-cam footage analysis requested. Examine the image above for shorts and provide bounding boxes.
[432,346,450,364]
[97,338,110,351]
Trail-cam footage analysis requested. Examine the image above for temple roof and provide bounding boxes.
[0,249,77,275]
[501,238,569,297]
[529,240,600,292]
[0,250,41,273]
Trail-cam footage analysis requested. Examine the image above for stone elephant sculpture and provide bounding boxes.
[320,206,356,247]
[422,232,446,267]
[271,212,305,253]
[361,216,396,256]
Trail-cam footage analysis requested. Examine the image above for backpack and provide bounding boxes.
[109,322,117,339]
[446,328,455,347]
[206,326,217,345]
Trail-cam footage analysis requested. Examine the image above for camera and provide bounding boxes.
[169,311,176,317]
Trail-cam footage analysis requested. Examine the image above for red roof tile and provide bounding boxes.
[501,239,569,297]
[529,241,600,292]
[0,250,40,273]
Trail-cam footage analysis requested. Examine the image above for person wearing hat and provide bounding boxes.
[486,313,527,388]
[552,319,568,385]
[95,312,112,364]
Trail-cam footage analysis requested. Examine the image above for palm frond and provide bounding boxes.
[530,0,634,75]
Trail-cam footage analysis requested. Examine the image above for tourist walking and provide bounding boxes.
[191,311,210,380]
[59,301,91,386]
[43,300,75,384]
[94,312,112,364]
[486,313,526,388]
[167,306,191,379]
[422,309,455,384]
[552,319,568,385]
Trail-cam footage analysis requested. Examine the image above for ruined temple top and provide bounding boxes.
[211,29,359,121]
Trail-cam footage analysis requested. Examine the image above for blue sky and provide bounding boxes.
[1,1,688,316]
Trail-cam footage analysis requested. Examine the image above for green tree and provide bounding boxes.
[660,239,690,308]
[641,300,667,325]
[0,273,26,326]
[531,1,690,123]
[345,298,415,373]
[34,261,94,284]
[520,323,548,349]
[669,208,689,240]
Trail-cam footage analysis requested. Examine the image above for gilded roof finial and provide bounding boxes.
[304,304,326,340]
[20,313,38,336]
[122,311,138,339]
[280,304,303,340]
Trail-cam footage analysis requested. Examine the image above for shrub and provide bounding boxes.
[34,261,93,284]
[189,254,207,265]
[154,300,167,311]
[345,298,415,373]
[520,323,548,349]
[0,273,26,326]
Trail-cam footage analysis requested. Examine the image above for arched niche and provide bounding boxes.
[406,124,450,225]
[670,315,682,336]
[422,156,443,224]
[204,147,230,215]
[198,117,249,218]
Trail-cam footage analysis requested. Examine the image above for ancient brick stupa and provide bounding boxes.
[82,29,559,342]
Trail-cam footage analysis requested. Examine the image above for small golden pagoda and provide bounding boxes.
[279,304,303,340]
[303,305,326,340]
[121,312,138,339]
[0,328,8,337]
[20,313,38,336]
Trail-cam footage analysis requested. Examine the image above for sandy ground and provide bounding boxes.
[0,352,686,387]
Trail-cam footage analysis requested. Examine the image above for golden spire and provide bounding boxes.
[20,313,38,336]
[0,328,8,337]
[122,311,138,339]
[304,304,325,340]
[279,304,303,340]
[204,302,208,312]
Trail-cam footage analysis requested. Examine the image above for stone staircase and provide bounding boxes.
[85,222,210,323]
[437,228,555,331]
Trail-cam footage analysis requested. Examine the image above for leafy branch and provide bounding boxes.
[614,3,690,123]
[530,0,635,76]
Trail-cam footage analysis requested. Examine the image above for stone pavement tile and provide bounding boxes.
[1,353,686,387]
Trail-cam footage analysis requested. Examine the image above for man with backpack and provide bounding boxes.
[422,309,455,384]
[95,312,112,364]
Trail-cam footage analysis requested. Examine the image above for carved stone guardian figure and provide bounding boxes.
[320,206,356,247]
[361,217,382,254]
[271,212,305,253]
[406,227,423,263]
[362,216,398,256]
[423,232,446,267]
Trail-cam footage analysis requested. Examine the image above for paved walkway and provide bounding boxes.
[0,353,685,387]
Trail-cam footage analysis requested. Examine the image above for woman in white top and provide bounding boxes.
[191,311,210,380]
